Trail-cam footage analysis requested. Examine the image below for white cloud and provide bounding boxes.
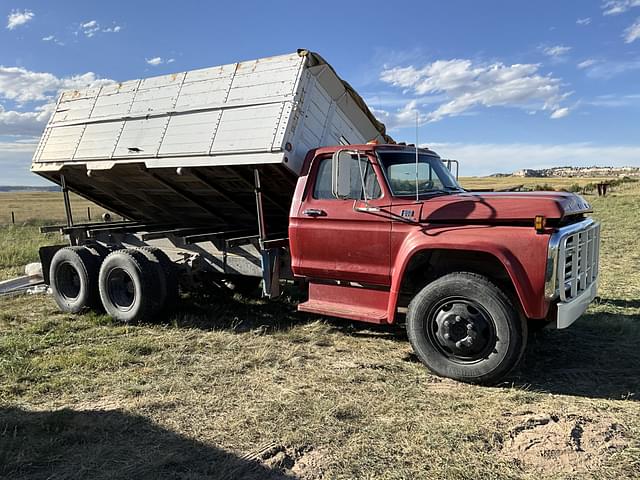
[581,58,640,78]
[425,142,640,176]
[6,9,34,30]
[542,45,572,58]
[576,17,592,25]
[80,20,100,37]
[0,103,53,136]
[577,59,598,69]
[379,59,570,124]
[146,57,164,66]
[0,66,113,137]
[0,66,113,103]
[602,0,640,15]
[624,18,640,42]
[550,107,570,119]
[79,20,121,37]
[585,93,640,107]
[42,35,64,46]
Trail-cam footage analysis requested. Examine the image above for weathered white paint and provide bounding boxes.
[32,51,387,177]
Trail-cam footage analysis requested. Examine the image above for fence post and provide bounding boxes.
[87,206,91,221]
[11,211,15,224]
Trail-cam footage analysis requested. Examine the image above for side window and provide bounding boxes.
[313,157,382,200]
[313,158,334,199]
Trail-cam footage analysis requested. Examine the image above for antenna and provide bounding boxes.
[415,111,419,202]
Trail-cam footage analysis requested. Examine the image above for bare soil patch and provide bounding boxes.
[501,412,628,474]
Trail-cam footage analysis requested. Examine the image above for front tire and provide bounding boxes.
[406,272,527,385]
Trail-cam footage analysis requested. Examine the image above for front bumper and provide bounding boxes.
[555,279,598,329]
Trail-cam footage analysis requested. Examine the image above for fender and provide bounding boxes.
[386,225,551,322]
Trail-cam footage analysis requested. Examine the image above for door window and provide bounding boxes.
[313,156,382,200]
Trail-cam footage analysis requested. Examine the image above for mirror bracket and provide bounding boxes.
[331,149,356,199]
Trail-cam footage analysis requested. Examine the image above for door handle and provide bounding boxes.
[303,208,326,217]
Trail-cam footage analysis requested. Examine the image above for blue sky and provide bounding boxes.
[1,0,639,184]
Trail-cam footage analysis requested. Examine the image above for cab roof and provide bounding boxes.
[312,143,440,157]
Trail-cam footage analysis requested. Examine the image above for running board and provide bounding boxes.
[298,282,389,324]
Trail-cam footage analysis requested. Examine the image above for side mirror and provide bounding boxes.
[445,159,459,180]
[331,150,353,199]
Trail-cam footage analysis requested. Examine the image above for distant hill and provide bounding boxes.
[0,186,60,192]
[511,166,640,178]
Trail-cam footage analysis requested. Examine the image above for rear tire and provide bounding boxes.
[135,246,179,310]
[49,246,101,314]
[406,272,527,385]
[98,249,165,323]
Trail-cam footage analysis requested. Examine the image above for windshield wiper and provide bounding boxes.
[421,189,454,196]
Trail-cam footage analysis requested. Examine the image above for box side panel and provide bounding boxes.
[33,52,304,170]
[30,51,389,229]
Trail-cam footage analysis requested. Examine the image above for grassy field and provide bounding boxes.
[458,175,621,191]
[0,191,112,225]
[0,179,639,479]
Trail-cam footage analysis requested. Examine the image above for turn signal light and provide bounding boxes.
[534,215,545,232]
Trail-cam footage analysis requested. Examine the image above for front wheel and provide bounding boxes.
[406,272,527,385]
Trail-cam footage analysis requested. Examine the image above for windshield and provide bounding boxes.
[377,150,461,197]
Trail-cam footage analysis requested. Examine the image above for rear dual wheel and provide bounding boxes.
[50,246,102,313]
[98,248,178,323]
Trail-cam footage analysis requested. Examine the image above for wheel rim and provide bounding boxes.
[424,297,497,364]
[55,262,81,301]
[106,267,136,311]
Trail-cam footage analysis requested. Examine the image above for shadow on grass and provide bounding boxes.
[165,288,408,341]
[596,297,640,309]
[512,311,640,400]
[0,407,296,480]
[121,288,640,401]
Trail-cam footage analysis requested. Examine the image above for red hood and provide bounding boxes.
[420,191,592,223]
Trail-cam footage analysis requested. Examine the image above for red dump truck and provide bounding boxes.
[32,50,600,384]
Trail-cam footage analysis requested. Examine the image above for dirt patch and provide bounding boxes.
[243,443,325,479]
[501,412,628,473]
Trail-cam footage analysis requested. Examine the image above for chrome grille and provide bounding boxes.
[556,222,600,302]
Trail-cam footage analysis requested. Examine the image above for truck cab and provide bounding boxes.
[289,144,600,384]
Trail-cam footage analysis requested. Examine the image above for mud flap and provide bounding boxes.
[261,248,281,298]
[39,244,67,285]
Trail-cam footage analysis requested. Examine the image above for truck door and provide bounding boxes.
[290,153,392,285]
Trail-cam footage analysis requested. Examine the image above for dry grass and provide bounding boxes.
[458,175,621,191]
[0,191,112,225]
[0,180,639,479]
